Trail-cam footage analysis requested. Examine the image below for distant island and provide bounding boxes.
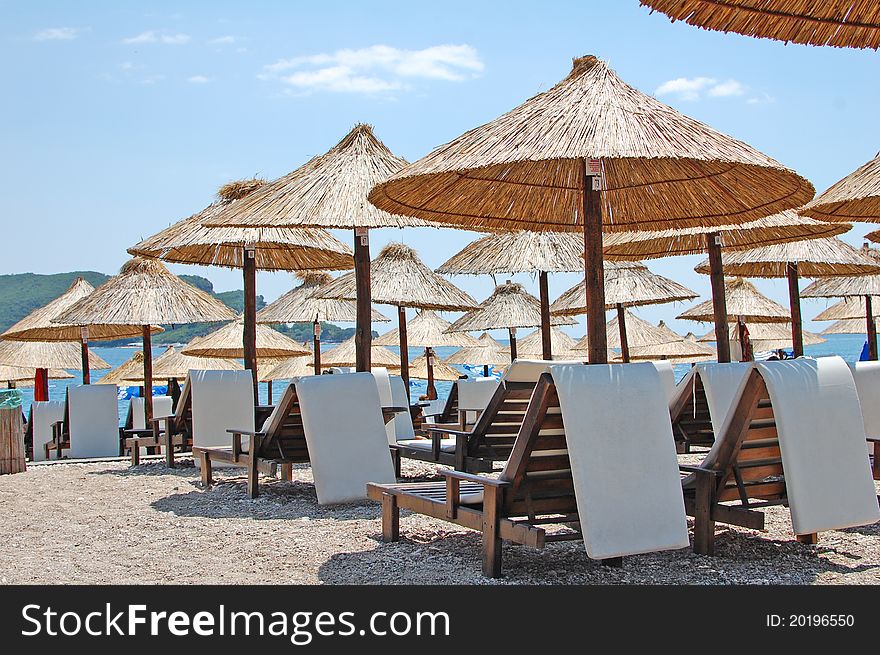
[0,271,368,345]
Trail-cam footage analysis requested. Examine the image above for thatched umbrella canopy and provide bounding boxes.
[204,124,433,373]
[369,55,813,365]
[261,354,312,381]
[0,364,72,388]
[98,350,147,386]
[409,353,461,383]
[812,296,880,321]
[692,237,880,356]
[319,242,477,395]
[515,326,579,360]
[699,322,825,352]
[640,1,880,49]
[802,153,880,222]
[53,257,236,423]
[821,317,876,335]
[181,317,308,360]
[1,277,157,389]
[0,340,110,371]
[445,282,575,363]
[867,229,880,244]
[132,345,242,381]
[443,332,511,376]
[257,271,389,375]
[309,336,401,370]
[679,278,791,324]
[436,232,584,359]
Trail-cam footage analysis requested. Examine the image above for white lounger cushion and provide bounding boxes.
[545,363,689,559]
[295,373,396,505]
[190,370,255,452]
[503,359,583,383]
[68,385,120,459]
[31,401,65,462]
[131,396,174,430]
[756,357,880,535]
[848,361,880,441]
[651,361,678,409]
[694,362,754,441]
[397,438,457,453]
[387,375,416,443]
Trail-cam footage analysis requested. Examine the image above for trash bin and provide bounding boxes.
[0,389,25,474]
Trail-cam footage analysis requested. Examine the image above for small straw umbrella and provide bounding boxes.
[693,237,880,356]
[436,231,584,359]
[181,317,309,359]
[813,296,880,321]
[203,124,432,372]
[255,355,311,404]
[699,322,825,352]
[640,1,880,49]
[866,229,880,244]
[0,364,72,389]
[319,242,478,395]
[445,282,575,362]
[443,332,511,377]
[1,277,155,392]
[821,316,877,335]
[368,55,813,367]
[514,326,579,360]
[374,309,479,399]
[409,353,462,383]
[550,261,698,362]
[0,340,110,372]
[129,178,353,402]
[257,271,389,374]
[604,310,716,362]
[311,335,401,370]
[98,350,148,387]
[52,257,237,423]
[802,152,880,223]
[604,210,848,361]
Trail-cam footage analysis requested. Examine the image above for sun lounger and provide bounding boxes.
[30,401,65,462]
[47,385,120,459]
[848,361,880,480]
[420,375,465,427]
[368,362,689,577]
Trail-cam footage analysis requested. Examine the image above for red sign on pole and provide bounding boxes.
[587,158,602,176]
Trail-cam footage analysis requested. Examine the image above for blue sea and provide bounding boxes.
[13,334,871,426]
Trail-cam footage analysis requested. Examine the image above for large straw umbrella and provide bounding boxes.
[256,271,389,374]
[604,211,847,361]
[262,354,312,382]
[1,277,153,393]
[203,124,432,372]
[0,340,110,372]
[693,237,880,356]
[802,152,880,222]
[53,257,237,423]
[515,326,579,360]
[374,309,479,399]
[409,353,462,383]
[181,317,309,359]
[129,179,353,403]
[436,231,584,359]
[605,310,716,362]
[550,261,698,362]
[640,1,880,49]
[444,281,575,362]
[443,332,511,377]
[311,336,401,370]
[821,315,877,335]
[319,242,477,395]
[0,364,72,389]
[368,56,812,366]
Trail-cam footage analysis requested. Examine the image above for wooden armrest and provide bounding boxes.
[381,405,409,414]
[255,405,274,411]
[427,426,471,437]
[225,429,267,437]
[440,469,510,488]
[150,416,174,426]
[867,437,880,443]
[124,428,157,436]
[679,464,722,476]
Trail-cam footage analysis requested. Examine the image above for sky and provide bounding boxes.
[2,0,880,338]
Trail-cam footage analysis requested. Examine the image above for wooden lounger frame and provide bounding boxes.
[670,374,715,453]
[124,381,193,467]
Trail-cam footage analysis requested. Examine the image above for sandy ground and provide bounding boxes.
[1,457,878,585]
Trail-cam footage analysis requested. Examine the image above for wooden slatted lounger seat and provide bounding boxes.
[670,367,716,453]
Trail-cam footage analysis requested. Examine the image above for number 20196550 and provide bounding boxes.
[766,615,854,628]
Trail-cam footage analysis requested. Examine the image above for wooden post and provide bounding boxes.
[539,271,552,360]
[508,327,518,362]
[582,159,607,365]
[79,327,91,385]
[483,364,490,378]
[34,369,48,402]
[142,325,153,425]
[616,303,630,363]
[313,319,322,375]
[398,305,410,400]
[867,295,878,361]
[425,347,437,400]
[786,262,804,358]
[242,245,258,404]
[266,380,273,405]
[706,232,731,363]
[354,227,372,372]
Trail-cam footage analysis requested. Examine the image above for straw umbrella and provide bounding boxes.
[53,257,237,423]
[0,340,110,372]
[693,237,880,356]
[98,350,148,387]
[311,336,401,370]
[606,310,716,362]
[129,179,353,402]
[181,317,309,359]
[203,124,432,372]
[368,56,812,366]
[257,271,389,374]
[0,364,72,389]
[866,229,880,244]
[1,277,154,392]
[444,281,575,363]
[699,322,825,351]
[550,261,698,362]
[640,1,880,49]
[604,210,847,361]
[515,326,579,360]
[803,152,880,223]
[821,316,877,335]
[813,296,880,321]
[443,332,511,377]
[436,231,584,359]
[319,242,477,394]
[261,354,312,382]
[409,353,462,383]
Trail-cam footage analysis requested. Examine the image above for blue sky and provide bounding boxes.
[3,1,879,336]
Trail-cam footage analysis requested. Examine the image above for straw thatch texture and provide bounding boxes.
[97,351,146,386]
[318,243,478,310]
[515,326,579,359]
[445,282,576,333]
[122,346,243,383]
[374,309,481,348]
[821,317,875,334]
[813,296,880,320]
[2,278,156,342]
[180,318,309,359]
[308,336,400,369]
[866,229,880,244]
[0,365,72,383]
[0,340,110,370]
[368,56,812,233]
[257,272,389,324]
[803,153,880,221]
[436,232,584,274]
[443,333,511,366]
[603,211,849,260]
[205,124,428,229]
[261,355,313,380]
[640,1,880,49]
[678,278,792,323]
[699,322,825,349]
[550,261,697,315]
[409,354,462,382]
[693,237,880,278]
[801,274,880,298]
[53,257,237,326]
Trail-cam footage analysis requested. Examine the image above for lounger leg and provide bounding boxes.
[130,442,140,466]
[873,442,879,480]
[164,433,174,468]
[246,456,259,498]
[280,463,293,481]
[381,493,399,542]
[482,486,503,578]
[391,448,401,479]
[797,533,818,545]
[601,557,623,568]
[693,470,716,556]
[200,452,213,486]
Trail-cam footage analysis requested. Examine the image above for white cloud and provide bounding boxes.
[656,76,749,101]
[34,27,79,41]
[140,74,165,85]
[261,44,483,94]
[123,30,190,45]
[747,92,776,105]
[708,79,746,97]
[208,35,236,45]
[187,75,209,84]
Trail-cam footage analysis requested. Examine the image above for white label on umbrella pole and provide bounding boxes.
[591,176,602,191]
[510,327,517,338]
[587,158,602,175]
[355,227,369,247]
[428,355,436,366]
[80,326,89,343]
[714,235,723,247]
[314,322,321,337]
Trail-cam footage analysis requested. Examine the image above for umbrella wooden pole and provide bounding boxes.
[706,233,731,363]
[34,369,48,402]
[539,270,552,360]
[582,160,607,365]
[786,262,804,358]
[354,228,372,372]
[79,327,91,384]
[425,347,437,400]
[313,319,322,375]
[867,295,878,361]
[142,325,153,425]
[267,381,273,405]
[398,306,410,401]
[508,327,518,362]
[616,303,630,363]
[483,364,490,378]
[243,246,259,404]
